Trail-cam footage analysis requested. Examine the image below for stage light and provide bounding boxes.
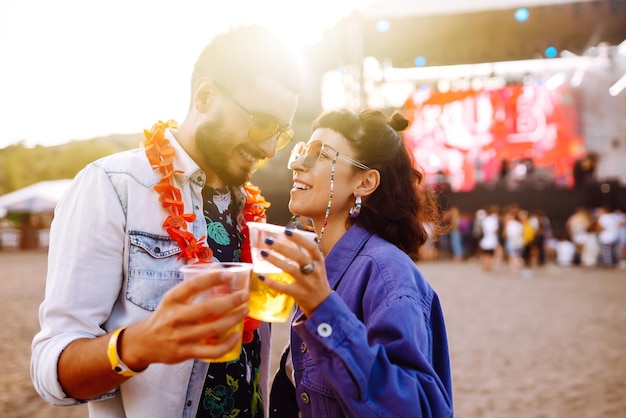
[414,56,427,67]
[428,155,442,168]
[601,183,611,193]
[546,73,566,90]
[471,77,484,91]
[545,46,558,58]
[523,73,534,85]
[485,74,505,90]
[570,60,590,87]
[376,19,390,33]
[609,73,626,96]
[514,7,530,22]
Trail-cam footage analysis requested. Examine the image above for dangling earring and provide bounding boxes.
[349,195,362,218]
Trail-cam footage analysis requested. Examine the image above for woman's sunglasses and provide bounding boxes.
[287,140,369,170]
[218,83,295,150]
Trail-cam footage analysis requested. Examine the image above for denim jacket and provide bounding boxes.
[290,224,453,417]
[30,130,271,418]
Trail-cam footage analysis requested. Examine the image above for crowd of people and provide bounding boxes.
[428,203,626,274]
[563,206,625,268]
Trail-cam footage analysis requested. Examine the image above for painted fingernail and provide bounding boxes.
[258,274,266,281]
[284,229,293,236]
[260,250,269,257]
[264,238,274,245]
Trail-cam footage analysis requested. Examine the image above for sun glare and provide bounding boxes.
[0,0,378,148]
[211,0,378,52]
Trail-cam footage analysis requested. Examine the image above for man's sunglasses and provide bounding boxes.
[217,83,295,151]
[287,140,369,170]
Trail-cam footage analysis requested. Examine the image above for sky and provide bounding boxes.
[0,0,587,149]
[0,0,378,148]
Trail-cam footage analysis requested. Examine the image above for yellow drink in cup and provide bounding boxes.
[248,271,296,322]
[246,222,317,323]
[179,262,252,362]
[199,316,244,363]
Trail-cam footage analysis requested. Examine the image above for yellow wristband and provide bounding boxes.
[107,327,141,377]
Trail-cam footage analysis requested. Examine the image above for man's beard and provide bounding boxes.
[194,119,253,187]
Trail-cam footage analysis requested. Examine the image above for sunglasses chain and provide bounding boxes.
[317,157,336,248]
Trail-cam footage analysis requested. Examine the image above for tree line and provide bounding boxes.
[0,134,143,195]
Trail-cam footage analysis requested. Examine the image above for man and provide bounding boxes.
[597,205,621,267]
[31,25,300,417]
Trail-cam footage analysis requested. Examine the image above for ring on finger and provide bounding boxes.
[299,262,315,275]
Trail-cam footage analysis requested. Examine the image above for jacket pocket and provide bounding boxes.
[127,231,183,311]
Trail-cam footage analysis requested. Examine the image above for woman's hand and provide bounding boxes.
[258,229,331,318]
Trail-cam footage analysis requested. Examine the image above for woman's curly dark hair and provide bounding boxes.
[312,108,442,259]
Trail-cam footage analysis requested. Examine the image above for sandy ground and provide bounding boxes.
[2,250,625,418]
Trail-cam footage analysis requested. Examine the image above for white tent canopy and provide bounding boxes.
[0,180,73,216]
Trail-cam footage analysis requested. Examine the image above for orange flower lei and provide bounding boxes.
[142,120,269,343]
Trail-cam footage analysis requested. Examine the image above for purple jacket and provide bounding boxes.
[290,224,453,417]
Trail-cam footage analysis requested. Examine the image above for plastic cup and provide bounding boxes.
[179,262,252,362]
[246,222,317,322]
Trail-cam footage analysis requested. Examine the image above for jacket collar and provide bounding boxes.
[325,224,373,290]
[164,128,205,188]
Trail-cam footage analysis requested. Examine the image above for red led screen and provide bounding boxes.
[403,84,586,191]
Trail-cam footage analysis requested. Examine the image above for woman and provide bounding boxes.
[566,207,593,264]
[258,109,453,417]
[503,207,524,274]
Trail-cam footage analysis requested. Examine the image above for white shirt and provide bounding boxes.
[556,240,576,266]
[597,212,620,244]
[479,214,500,250]
[30,130,271,417]
[505,219,524,251]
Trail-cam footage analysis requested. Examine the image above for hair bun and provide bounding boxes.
[388,111,410,132]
